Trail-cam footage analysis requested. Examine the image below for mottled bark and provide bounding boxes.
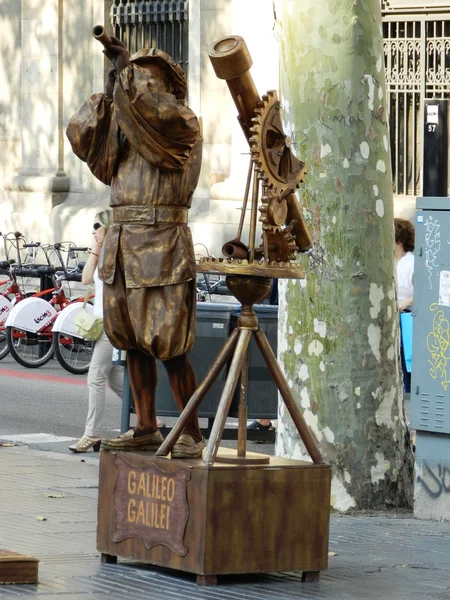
[276,0,413,510]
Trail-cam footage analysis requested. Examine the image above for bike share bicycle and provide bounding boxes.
[5,242,95,373]
[52,245,96,374]
[194,243,233,302]
[0,231,44,360]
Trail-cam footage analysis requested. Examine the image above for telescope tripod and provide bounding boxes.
[156,275,323,466]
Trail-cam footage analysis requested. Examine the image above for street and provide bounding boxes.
[0,353,272,456]
[0,354,126,454]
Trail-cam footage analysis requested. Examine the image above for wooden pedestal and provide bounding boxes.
[97,448,331,585]
[0,550,39,584]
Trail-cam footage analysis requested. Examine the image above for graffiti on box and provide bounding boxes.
[424,216,440,290]
[417,461,450,499]
[426,303,450,390]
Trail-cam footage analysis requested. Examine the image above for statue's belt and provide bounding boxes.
[113,205,188,225]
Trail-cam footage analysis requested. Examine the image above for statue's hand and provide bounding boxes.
[103,36,130,73]
[105,68,116,98]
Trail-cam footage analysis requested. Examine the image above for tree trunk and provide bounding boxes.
[275,0,413,510]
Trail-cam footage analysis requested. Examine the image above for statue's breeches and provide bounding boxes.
[103,256,196,361]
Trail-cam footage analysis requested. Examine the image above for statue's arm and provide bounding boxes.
[113,63,200,171]
[66,93,119,185]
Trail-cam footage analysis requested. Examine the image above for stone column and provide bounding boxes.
[53,0,110,245]
[16,0,69,190]
[0,3,21,260]
[3,0,69,242]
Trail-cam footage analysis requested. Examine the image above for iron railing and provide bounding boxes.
[382,10,450,197]
[382,1,450,13]
[109,0,189,75]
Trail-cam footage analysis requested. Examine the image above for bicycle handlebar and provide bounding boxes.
[12,267,45,278]
[36,265,56,275]
[65,273,82,283]
[54,267,82,283]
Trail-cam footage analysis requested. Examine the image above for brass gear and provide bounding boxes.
[259,189,288,228]
[256,221,298,262]
[249,90,307,195]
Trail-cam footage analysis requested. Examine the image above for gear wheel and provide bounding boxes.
[259,189,288,228]
[256,221,298,262]
[249,90,307,195]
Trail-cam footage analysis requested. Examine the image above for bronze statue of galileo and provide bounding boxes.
[67,33,204,457]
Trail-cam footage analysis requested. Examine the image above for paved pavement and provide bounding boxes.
[1,444,450,600]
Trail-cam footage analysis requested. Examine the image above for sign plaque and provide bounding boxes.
[112,456,190,556]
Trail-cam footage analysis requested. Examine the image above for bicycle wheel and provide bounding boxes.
[0,291,38,361]
[6,326,54,368]
[0,329,7,360]
[53,331,94,375]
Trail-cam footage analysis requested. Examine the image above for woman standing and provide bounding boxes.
[394,217,415,395]
[395,218,415,313]
[69,209,124,452]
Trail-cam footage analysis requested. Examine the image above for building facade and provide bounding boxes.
[0,0,278,256]
[2,1,450,251]
[382,0,450,218]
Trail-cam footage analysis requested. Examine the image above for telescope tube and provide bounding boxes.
[93,25,113,49]
[209,36,261,141]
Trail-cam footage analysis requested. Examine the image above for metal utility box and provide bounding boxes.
[411,198,450,434]
[412,197,450,521]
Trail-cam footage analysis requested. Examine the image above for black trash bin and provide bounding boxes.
[119,303,234,429]
[228,304,278,419]
[155,302,233,417]
[119,304,234,431]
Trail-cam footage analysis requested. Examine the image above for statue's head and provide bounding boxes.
[130,48,187,100]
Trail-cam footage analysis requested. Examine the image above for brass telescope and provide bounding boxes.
[93,25,114,49]
[208,35,312,255]
[209,36,260,142]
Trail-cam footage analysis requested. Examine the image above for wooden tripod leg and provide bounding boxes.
[204,328,253,466]
[237,355,249,457]
[156,328,240,457]
[255,329,324,464]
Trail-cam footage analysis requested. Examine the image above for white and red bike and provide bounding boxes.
[5,244,95,374]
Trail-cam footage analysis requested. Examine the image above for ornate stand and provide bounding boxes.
[156,273,323,466]
[153,34,324,466]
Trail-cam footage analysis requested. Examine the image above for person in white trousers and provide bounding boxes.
[69,209,124,453]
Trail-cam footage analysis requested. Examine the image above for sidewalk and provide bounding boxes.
[1,445,450,600]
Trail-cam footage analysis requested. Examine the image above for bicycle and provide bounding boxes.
[5,243,94,372]
[0,232,49,360]
[52,245,97,375]
[196,273,231,298]
[194,243,233,302]
[0,231,37,300]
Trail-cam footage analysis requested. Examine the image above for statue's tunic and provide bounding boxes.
[66,61,202,360]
